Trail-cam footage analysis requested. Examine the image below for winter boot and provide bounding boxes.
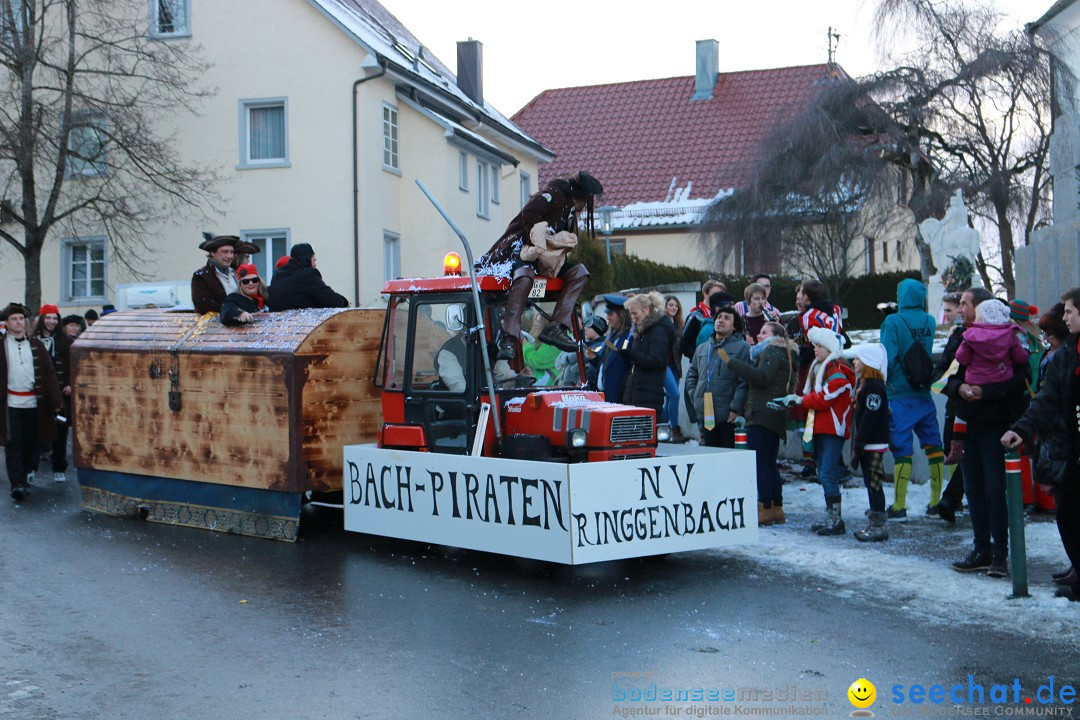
[944,439,966,466]
[952,547,991,573]
[986,547,1009,578]
[497,269,535,360]
[814,499,845,536]
[757,502,774,527]
[768,505,786,525]
[854,511,888,542]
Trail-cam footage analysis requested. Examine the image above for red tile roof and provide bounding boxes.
[512,64,847,208]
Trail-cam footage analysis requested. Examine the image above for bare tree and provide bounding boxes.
[869,0,1063,296]
[699,77,895,301]
[0,0,221,308]
[702,0,1067,298]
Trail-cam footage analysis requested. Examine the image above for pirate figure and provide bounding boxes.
[475,171,602,360]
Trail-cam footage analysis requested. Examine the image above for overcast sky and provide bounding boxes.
[380,0,1051,117]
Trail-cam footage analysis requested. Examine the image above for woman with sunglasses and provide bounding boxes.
[221,263,269,326]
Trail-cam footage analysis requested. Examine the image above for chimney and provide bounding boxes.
[456,38,484,106]
[692,39,719,101]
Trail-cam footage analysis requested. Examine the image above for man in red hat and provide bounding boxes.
[191,233,240,314]
[1,302,62,501]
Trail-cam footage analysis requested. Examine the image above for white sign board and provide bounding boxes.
[343,445,757,565]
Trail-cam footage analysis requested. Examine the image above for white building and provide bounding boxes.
[0,0,552,313]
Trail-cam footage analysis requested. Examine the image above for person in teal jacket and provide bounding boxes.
[879,278,945,520]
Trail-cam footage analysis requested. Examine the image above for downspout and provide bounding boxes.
[352,58,388,306]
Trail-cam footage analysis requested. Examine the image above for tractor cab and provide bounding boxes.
[375,256,661,461]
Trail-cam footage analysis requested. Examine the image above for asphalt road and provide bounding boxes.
[1,479,1077,720]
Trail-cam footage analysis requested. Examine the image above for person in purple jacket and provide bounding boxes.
[945,299,1029,464]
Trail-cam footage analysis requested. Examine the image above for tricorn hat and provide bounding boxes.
[199,232,240,253]
[235,240,261,255]
[0,302,32,321]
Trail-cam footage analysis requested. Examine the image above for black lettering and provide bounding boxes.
[448,471,461,518]
[697,500,716,534]
[364,464,381,508]
[683,502,696,534]
[483,474,501,524]
[521,478,541,526]
[662,504,679,537]
[573,513,592,547]
[348,461,361,504]
[396,465,413,512]
[592,511,603,546]
[716,498,729,530]
[602,510,620,544]
[542,479,566,531]
[465,473,483,521]
[380,466,396,510]
[634,508,648,540]
[647,506,661,539]
[731,497,745,529]
[620,509,634,541]
[640,466,661,500]
[499,475,519,525]
[428,471,443,516]
[671,463,694,496]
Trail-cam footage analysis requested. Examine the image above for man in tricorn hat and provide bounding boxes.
[475,171,602,361]
[191,232,240,314]
[0,302,62,501]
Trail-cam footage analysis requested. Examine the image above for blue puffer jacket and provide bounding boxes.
[880,278,937,400]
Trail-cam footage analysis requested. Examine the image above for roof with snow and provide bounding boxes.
[511,63,847,226]
[308,0,552,161]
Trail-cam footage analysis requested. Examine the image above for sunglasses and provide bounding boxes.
[240,278,260,285]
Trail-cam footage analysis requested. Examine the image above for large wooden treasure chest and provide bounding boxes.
[70,308,383,541]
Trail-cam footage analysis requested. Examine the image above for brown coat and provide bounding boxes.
[191,261,230,314]
[475,182,580,278]
[0,336,63,445]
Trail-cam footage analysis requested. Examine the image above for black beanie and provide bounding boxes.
[290,243,315,266]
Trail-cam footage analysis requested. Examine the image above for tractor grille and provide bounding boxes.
[609,415,653,444]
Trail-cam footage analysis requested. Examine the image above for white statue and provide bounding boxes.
[919,190,982,319]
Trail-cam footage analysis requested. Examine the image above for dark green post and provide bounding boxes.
[1005,451,1029,598]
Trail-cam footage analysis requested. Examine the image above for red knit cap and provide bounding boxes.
[236,263,260,281]
[39,303,60,317]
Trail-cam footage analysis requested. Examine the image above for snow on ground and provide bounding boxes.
[708,464,1077,641]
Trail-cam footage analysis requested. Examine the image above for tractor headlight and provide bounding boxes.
[568,428,587,448]
[656,423,672,443]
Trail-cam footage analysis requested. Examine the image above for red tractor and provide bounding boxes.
[375,264,670,462]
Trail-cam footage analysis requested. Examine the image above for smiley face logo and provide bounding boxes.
[848,678,876,709]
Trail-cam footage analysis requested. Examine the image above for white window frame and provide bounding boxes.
[61,236,107,303]
[476,160,490,219]
[519,172,531,208]
[491,165,500,205]
[458,151,469,191]
[148,0,190,39]
[65,111,109,178]
[238,98,289,169]
[241,228,290,280]
[383,231,401,283]
[382,103,399,173]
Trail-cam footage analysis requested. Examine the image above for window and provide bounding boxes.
[458,151,469,191]
[66,112,108,177]
[895,240,902,262]
[239,98,288,168]
[476,160,490,219]
[149,0,189,38]
[242,229,288,280]
[882,239,888,263]
[382,104,399,171]
[384,231,401,282]
[520,172,531,207]
[2,0,26,45]
[491,166,500,205]
[608,238,626,256]
[865,237,876,274]
[63,236,106,302]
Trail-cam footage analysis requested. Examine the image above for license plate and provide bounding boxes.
[528,278,547,298]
